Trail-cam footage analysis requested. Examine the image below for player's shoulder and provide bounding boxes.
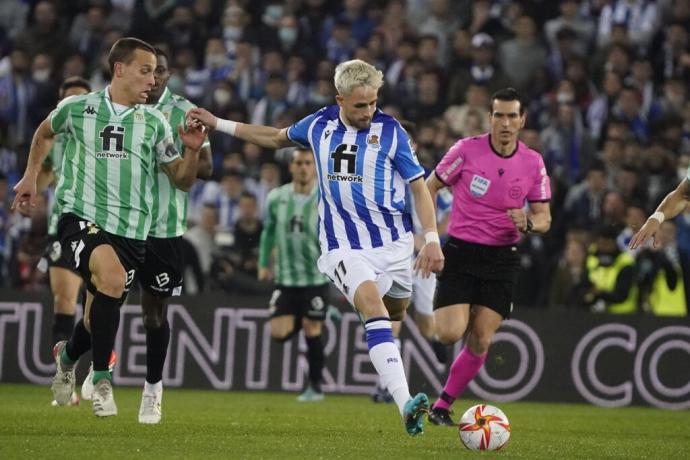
[138,104,168,124]
[518,141,546,163]
[372,109,403,129]
[311,105,339,120]
[169,92,196,111]
[267,184,290,203]
[55,91,96,110]
[448,133,489,154]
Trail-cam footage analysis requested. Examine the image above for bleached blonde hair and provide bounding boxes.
[333,59,384,95]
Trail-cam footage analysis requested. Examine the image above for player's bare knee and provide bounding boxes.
[468,330,492,354]
[437,329,462,345]
[94,269,126,298]
[53,293,76,315]
[302,318,322,337]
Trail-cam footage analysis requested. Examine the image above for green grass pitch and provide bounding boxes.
[0,384,688,459]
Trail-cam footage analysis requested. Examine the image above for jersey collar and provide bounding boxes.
[103,86,137,117]
[153,87,172,109]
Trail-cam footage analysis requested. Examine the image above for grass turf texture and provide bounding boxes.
[1,384,688,459]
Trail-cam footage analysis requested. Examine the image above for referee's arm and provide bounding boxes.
[630,178,690,250]
[11,118,57,211]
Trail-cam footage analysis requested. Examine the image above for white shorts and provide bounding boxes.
[317,233,414,306]
[411,259,436,317]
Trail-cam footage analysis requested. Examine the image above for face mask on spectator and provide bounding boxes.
[557,92,574,104]
[279,27,298,46]
[214,89,232,106]
[206,54,228,69]
[32,69,51,82]
[224,26,243,41]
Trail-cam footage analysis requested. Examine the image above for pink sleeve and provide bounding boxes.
[435,139,466,186]
[527,155,551,202]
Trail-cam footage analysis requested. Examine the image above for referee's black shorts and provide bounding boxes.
[434,237,520,319]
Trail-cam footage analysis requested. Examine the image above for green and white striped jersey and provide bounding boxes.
[50,89,180,240]
[259,183,328,287]
[149,87,208,238]
[45,134,66,236]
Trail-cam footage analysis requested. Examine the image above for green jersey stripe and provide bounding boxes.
[258,183,328,287]
[51,89,179,239]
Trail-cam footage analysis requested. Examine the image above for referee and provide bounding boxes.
[425,88,552,425]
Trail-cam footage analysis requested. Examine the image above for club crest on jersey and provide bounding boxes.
[470,174,491,197]
[367,134,380,148]
[135,112,144,121]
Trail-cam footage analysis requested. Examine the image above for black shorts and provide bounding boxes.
[139,236,185,298]
[434,237,520,319]
[57,213,145,297]
[269,284,330,321]
[40,234,74,271]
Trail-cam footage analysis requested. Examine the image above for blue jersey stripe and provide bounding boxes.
[328,128,361,249]
[310,118,339,250]
[352,129,383,247]
[375,122,399,241]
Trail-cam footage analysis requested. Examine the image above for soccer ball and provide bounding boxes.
[458,404,511,451]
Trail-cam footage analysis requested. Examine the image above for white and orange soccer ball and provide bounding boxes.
[458,404,511,451]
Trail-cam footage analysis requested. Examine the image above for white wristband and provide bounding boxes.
[649,211,665,224]
[216,118,237,136]
[424,231,440,245]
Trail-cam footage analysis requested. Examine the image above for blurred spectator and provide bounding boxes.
[129,0,176,44]
[444,83,490,138]
[617,201,647,252]
[585,224,638,314]
[250,73,289,126]
[69,4,108,66]
[322,0,374,46]
[541,97,596,185]
[184,202,219,284]
[597,0,660,50]
[0,0,28,40]
[544,0,595,55]
[14,1,70,60]
[0,49,37,148]
[650,21,690,85]
[417,0,461,65]
[325,19,357,63]
[201,169,246,230]
[562,160,608,230]
[447,33,510,104]
[547,237,591,309]
[637,220,687,316]
[498,15,547,92]
[587,71,624,141]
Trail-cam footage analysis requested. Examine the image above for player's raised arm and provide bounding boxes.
[11,118,57,211]
[160,123,206,192]
[410,178,445,277]
[187,107,293,150]
[630,178,690,250]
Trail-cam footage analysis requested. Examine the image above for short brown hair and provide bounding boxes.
[108,37,156,75]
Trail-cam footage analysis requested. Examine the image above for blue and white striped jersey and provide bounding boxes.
[287,105,424,252]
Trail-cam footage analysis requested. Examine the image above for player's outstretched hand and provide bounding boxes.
[178,123,206,152]
[11,176,37,213]
[257,267,273,282]
[187,108,218,130]
[629,218,660,250]
[507,208,528,232]
[414,242,444,278]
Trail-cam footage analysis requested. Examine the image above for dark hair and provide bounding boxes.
[59,76,91,98]
[490,87,525,115]
[108,37,156,74]
[240,191,257,201]
[595,224,622,241]
[154,47,169,61]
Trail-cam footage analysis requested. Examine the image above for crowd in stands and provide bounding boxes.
[0,0,688,315]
